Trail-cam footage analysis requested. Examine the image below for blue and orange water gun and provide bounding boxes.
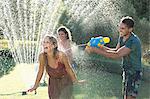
[87,36,110,48]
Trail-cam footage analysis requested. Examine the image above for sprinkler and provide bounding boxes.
[22,91,27,95]
[21,90,37,95]
[0,90,36,96]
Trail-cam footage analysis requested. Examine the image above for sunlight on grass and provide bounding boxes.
[0,64,149,99]
[0,64,48,99]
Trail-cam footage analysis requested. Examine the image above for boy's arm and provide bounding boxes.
[85,45,130,59]
[102,43,120,51]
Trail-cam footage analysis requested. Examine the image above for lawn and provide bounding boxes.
[0,64,149,99]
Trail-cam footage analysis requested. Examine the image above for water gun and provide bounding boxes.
[87,36,110,48]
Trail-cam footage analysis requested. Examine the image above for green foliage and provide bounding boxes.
[0,40,9,49]
[58,0,150,50]
[56,10,85,44]
[56,10,116,47]
[0,49,16,77]
[127,0,149,21]
[0,28,4,39]
[119,0,150,51]
[135,18,150,45]
[0,39,37,49]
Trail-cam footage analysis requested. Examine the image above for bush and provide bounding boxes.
[0,49,13,58]
[0,39,38,50]
[0,40,9,49]
[0,49,16,77]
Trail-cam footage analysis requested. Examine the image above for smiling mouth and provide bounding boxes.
[44,47,48,49]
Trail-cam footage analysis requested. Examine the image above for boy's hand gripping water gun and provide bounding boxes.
[86,36,110,48]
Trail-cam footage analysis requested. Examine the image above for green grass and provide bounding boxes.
[0,64,149,99]
[0,64,48,99]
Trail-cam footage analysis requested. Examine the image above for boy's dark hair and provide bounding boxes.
[121,16,134,28]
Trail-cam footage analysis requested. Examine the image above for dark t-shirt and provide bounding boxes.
[118,33,142,71]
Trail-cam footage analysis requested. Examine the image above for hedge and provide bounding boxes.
[0,49,16,77]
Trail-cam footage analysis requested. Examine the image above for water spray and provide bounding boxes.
[65,36,110,51]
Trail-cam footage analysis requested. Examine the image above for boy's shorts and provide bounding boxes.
[122,70,142,97]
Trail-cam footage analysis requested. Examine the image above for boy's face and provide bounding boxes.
[118,23,132,37]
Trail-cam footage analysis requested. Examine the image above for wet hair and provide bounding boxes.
[120,16,134,28]
[57,26,72,41]
[44,35,58,58]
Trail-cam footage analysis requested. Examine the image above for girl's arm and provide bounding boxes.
[64,40,73,63]
[28,53,45,92]
[61,52,78,83]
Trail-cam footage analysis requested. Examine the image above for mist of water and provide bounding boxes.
[1,0,124,64]
[1,0,63,63]
[64,0,122,33]
[0,0,140,98]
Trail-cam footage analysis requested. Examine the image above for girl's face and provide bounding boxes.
[58,31,67,41]
[42,37,54,53]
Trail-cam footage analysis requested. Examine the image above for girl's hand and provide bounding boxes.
[73,80,86,85]
[85,46,91,53]
[27,86,37,92]
[85,46,94,53]
[78,79,86,84]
